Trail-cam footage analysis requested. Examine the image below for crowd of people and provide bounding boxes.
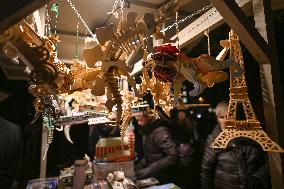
[0,101,271,189]
[132,101,270,189]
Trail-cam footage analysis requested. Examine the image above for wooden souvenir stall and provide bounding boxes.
[178,1,284,188]
[0,0,284,188]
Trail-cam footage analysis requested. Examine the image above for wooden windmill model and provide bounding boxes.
[211,30,284,152]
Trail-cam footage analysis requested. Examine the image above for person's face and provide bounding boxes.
[217,112,227,130]
[136,115,151,127]
[178,111,186,121]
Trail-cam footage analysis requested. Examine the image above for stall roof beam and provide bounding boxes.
[171,0,251,49]
[251,0,284,188]
[209,0,284,187]
[209,0,272,64]
[0,0,51,34]
[128,0,162,9]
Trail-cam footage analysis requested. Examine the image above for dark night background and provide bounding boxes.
[0,9,283,189]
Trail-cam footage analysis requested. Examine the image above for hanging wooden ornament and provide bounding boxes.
[211,30,284,152]
[139,50,172,113]
[145,43,243,101]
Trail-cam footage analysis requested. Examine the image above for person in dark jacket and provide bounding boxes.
[0,117,22,189]
[156,106,200,187]
[201,101,270,189]
[133,104,178,184]
[174,110,200,189]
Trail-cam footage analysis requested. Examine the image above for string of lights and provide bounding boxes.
[133,5,216,46]
[65,0,216,44]
[45,5,52,36]
[75,20,79,58]
[107,0,126,19]
[51,1,60,36]
[160,4,213,33]
[178,9,218,40]
[66,0,96,39]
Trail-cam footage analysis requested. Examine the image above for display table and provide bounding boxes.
[26,178,181,189]
[93,160,134,181]
[144,183,181,189]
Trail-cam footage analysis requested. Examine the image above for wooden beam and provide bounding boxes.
[171,7,223,48]
[171,0,251,48]
[251,0,284,188]
[0,0,52,34]
[128,0,160,9]
[210,0,272,64]
[56,29,87,39]
[32,7,46,36]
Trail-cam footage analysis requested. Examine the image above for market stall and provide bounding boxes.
[0,0,284,188]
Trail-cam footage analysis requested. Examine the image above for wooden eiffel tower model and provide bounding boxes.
[211,30,284,152]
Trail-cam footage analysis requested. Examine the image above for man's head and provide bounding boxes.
[132,104,154,127]
[215,101,229,130]
[135,114,152,127]
[178,110,186,121]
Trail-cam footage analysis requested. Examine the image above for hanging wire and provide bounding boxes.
[51,1,60,50]
[131,5,214,49]
[51,1,60,36]
[108,0,125,19]
[178,9,218,40]
[160,4,213,33]
[108,0,126,31]
[84,29,88,49]
[66,0,96,39]
[120,0,124,23]
[175,11,181,79]
[63,1,216,58]
[65,1,213,42]
[75,19,79,59]
[204,28,211,55]
[175,11,180,50]
[45,5,52,36]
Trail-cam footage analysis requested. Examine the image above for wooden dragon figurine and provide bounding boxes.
[120,90,138,138]
[0,21,75,121]
[78,0,180,125]
[139,61,172,116]
[143,43,243,104]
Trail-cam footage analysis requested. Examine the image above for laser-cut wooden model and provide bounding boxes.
[211,30,284,152]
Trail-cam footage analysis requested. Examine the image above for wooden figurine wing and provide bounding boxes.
[83,45,104,68]
[95,24,114,46]
[91,76,107,96]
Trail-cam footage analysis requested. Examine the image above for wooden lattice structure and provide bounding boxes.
[211,30,284,152]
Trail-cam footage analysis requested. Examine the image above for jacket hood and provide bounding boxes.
[141,118,169,134]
